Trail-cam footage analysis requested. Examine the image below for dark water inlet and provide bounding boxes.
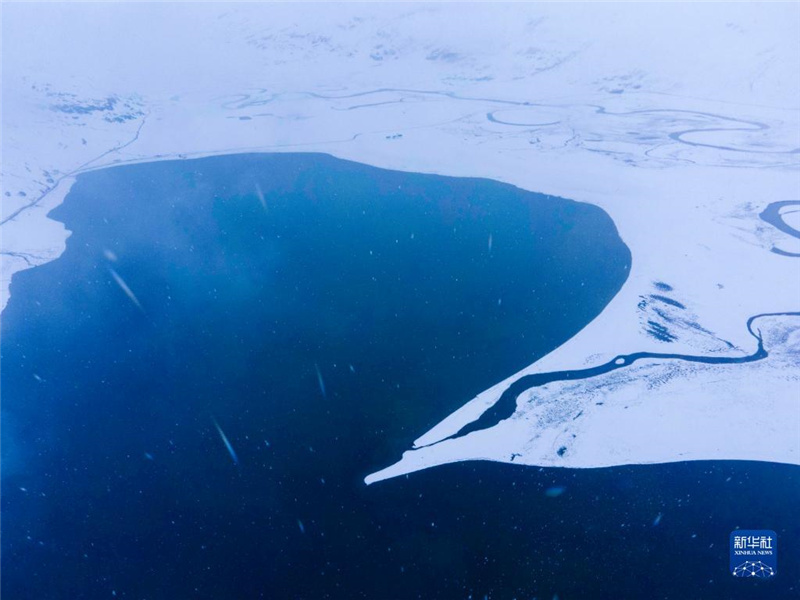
[437,312,799,446]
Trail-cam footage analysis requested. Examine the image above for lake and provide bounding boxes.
[3,153,796,599]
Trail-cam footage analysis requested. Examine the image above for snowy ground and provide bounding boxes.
[2,2,799,482]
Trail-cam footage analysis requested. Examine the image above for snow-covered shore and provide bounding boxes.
[2,2,799,480]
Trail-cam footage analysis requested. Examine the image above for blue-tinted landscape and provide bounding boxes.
[3,3,799,598]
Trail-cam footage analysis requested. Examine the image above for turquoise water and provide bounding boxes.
[2,153,795,598]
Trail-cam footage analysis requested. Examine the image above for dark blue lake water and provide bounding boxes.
[2,153,797,599]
